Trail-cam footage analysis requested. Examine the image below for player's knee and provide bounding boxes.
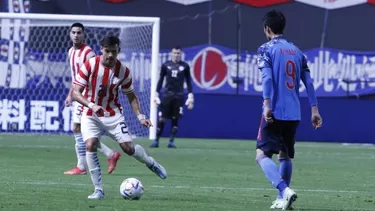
[278,151,290,159]
[73,123,81,133]
[171,126,178,135]
[85,138,98,152]
[256,148,272,158]
[120,142,135,156]
[171,118,178,127]
[256,148,265,156]
[159,118,166,123]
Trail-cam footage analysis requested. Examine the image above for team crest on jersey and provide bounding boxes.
[179,66,184,71]
[76,55,83,64]
[258,60,265,68]
[167,66,171,69]
[111,77,120,84]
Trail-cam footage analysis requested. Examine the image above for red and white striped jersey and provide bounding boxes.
[73,56,134,117]
[68,44,95,81]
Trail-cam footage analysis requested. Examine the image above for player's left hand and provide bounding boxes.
[185,93,194,110]
[137,114,152,127]
[140,119,153,128]
[312,113,322,129]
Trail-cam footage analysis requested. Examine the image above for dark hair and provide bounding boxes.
[70,22,85,31]
[100,35,121,47]
[262,10,286,35]
[172,46,182,50]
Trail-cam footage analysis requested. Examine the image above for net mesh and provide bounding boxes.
[0,18,154,138]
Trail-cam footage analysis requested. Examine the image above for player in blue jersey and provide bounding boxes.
[255,10,322,210]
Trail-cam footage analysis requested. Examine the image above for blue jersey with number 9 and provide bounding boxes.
[257,37,314,121]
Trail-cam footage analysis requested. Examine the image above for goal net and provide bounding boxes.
[0,13,160,140]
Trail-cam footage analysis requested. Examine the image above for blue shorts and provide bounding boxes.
[256,116,299,158]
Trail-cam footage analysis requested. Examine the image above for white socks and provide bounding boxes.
[97,142,114,158]
[86,151,103,191]
[132,144,153,166]
[74,133,86,170]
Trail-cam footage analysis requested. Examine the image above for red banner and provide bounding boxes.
[105,0,129,3]
[233,0,292,7]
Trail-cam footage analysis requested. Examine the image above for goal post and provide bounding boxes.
[0,12,159,140]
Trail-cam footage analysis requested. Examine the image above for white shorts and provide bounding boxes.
[72,101,83,124]
[80,112,132,144]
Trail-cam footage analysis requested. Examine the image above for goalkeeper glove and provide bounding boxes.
[154,92,161,106]
[185,93,194,110]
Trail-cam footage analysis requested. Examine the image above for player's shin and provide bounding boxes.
[151,119,165,147]
[170,118,178,143]
[279,157,292,186]
[256,153,287,193]
[86,139,103,191]
[74,133,86,170]
[278,157,292,199]
[156,120,165,142]
[97,142,114,158]
[132,144,154,166]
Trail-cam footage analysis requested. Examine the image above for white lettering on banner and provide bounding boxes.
[0,99,26,130]
[7,46,375,95]
[182,47,375,94]
[62,106,72,132]
[301,51,375,93]
[165,0,211,5]
[30,101,59,131]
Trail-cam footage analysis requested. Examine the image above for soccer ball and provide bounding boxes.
[120,178,144,200]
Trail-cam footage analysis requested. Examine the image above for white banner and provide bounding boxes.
[294,0,367,9]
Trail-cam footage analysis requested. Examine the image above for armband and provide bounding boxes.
[88,102,95,109]
[137,114,146,121]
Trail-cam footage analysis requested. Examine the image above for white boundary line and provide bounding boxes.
[3,181,361,194]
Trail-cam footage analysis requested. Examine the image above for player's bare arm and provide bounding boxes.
[301,76,322,128]
[72,84,106,116]
[301,57,322,129]
[125,91,152,127]
[65,86,74,107]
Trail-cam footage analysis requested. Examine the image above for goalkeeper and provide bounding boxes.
[150,46,194,148]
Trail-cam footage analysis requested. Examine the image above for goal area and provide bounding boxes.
[0,13,160,140]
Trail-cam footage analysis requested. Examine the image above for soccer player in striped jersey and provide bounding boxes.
[64,23,121,175]
[72,35,167,199]
[255,10,322,210]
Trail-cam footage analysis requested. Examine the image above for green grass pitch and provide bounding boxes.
[0,135,374,211]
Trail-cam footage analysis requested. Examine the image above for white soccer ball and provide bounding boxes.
[120,178,144,200]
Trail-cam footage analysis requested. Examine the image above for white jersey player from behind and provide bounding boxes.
[72,35,167,199]
[64,23,121,175]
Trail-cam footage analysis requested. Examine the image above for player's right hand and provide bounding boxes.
[140,119,153,128]
[154,92,161,106]
[263,106,273,123]
[65,96,72,107]
[92,104,107,116]
[154,97,161,106]
[311,113,322,129]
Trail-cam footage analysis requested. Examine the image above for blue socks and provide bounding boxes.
[256,154,288,194]
[278,158,293,199]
